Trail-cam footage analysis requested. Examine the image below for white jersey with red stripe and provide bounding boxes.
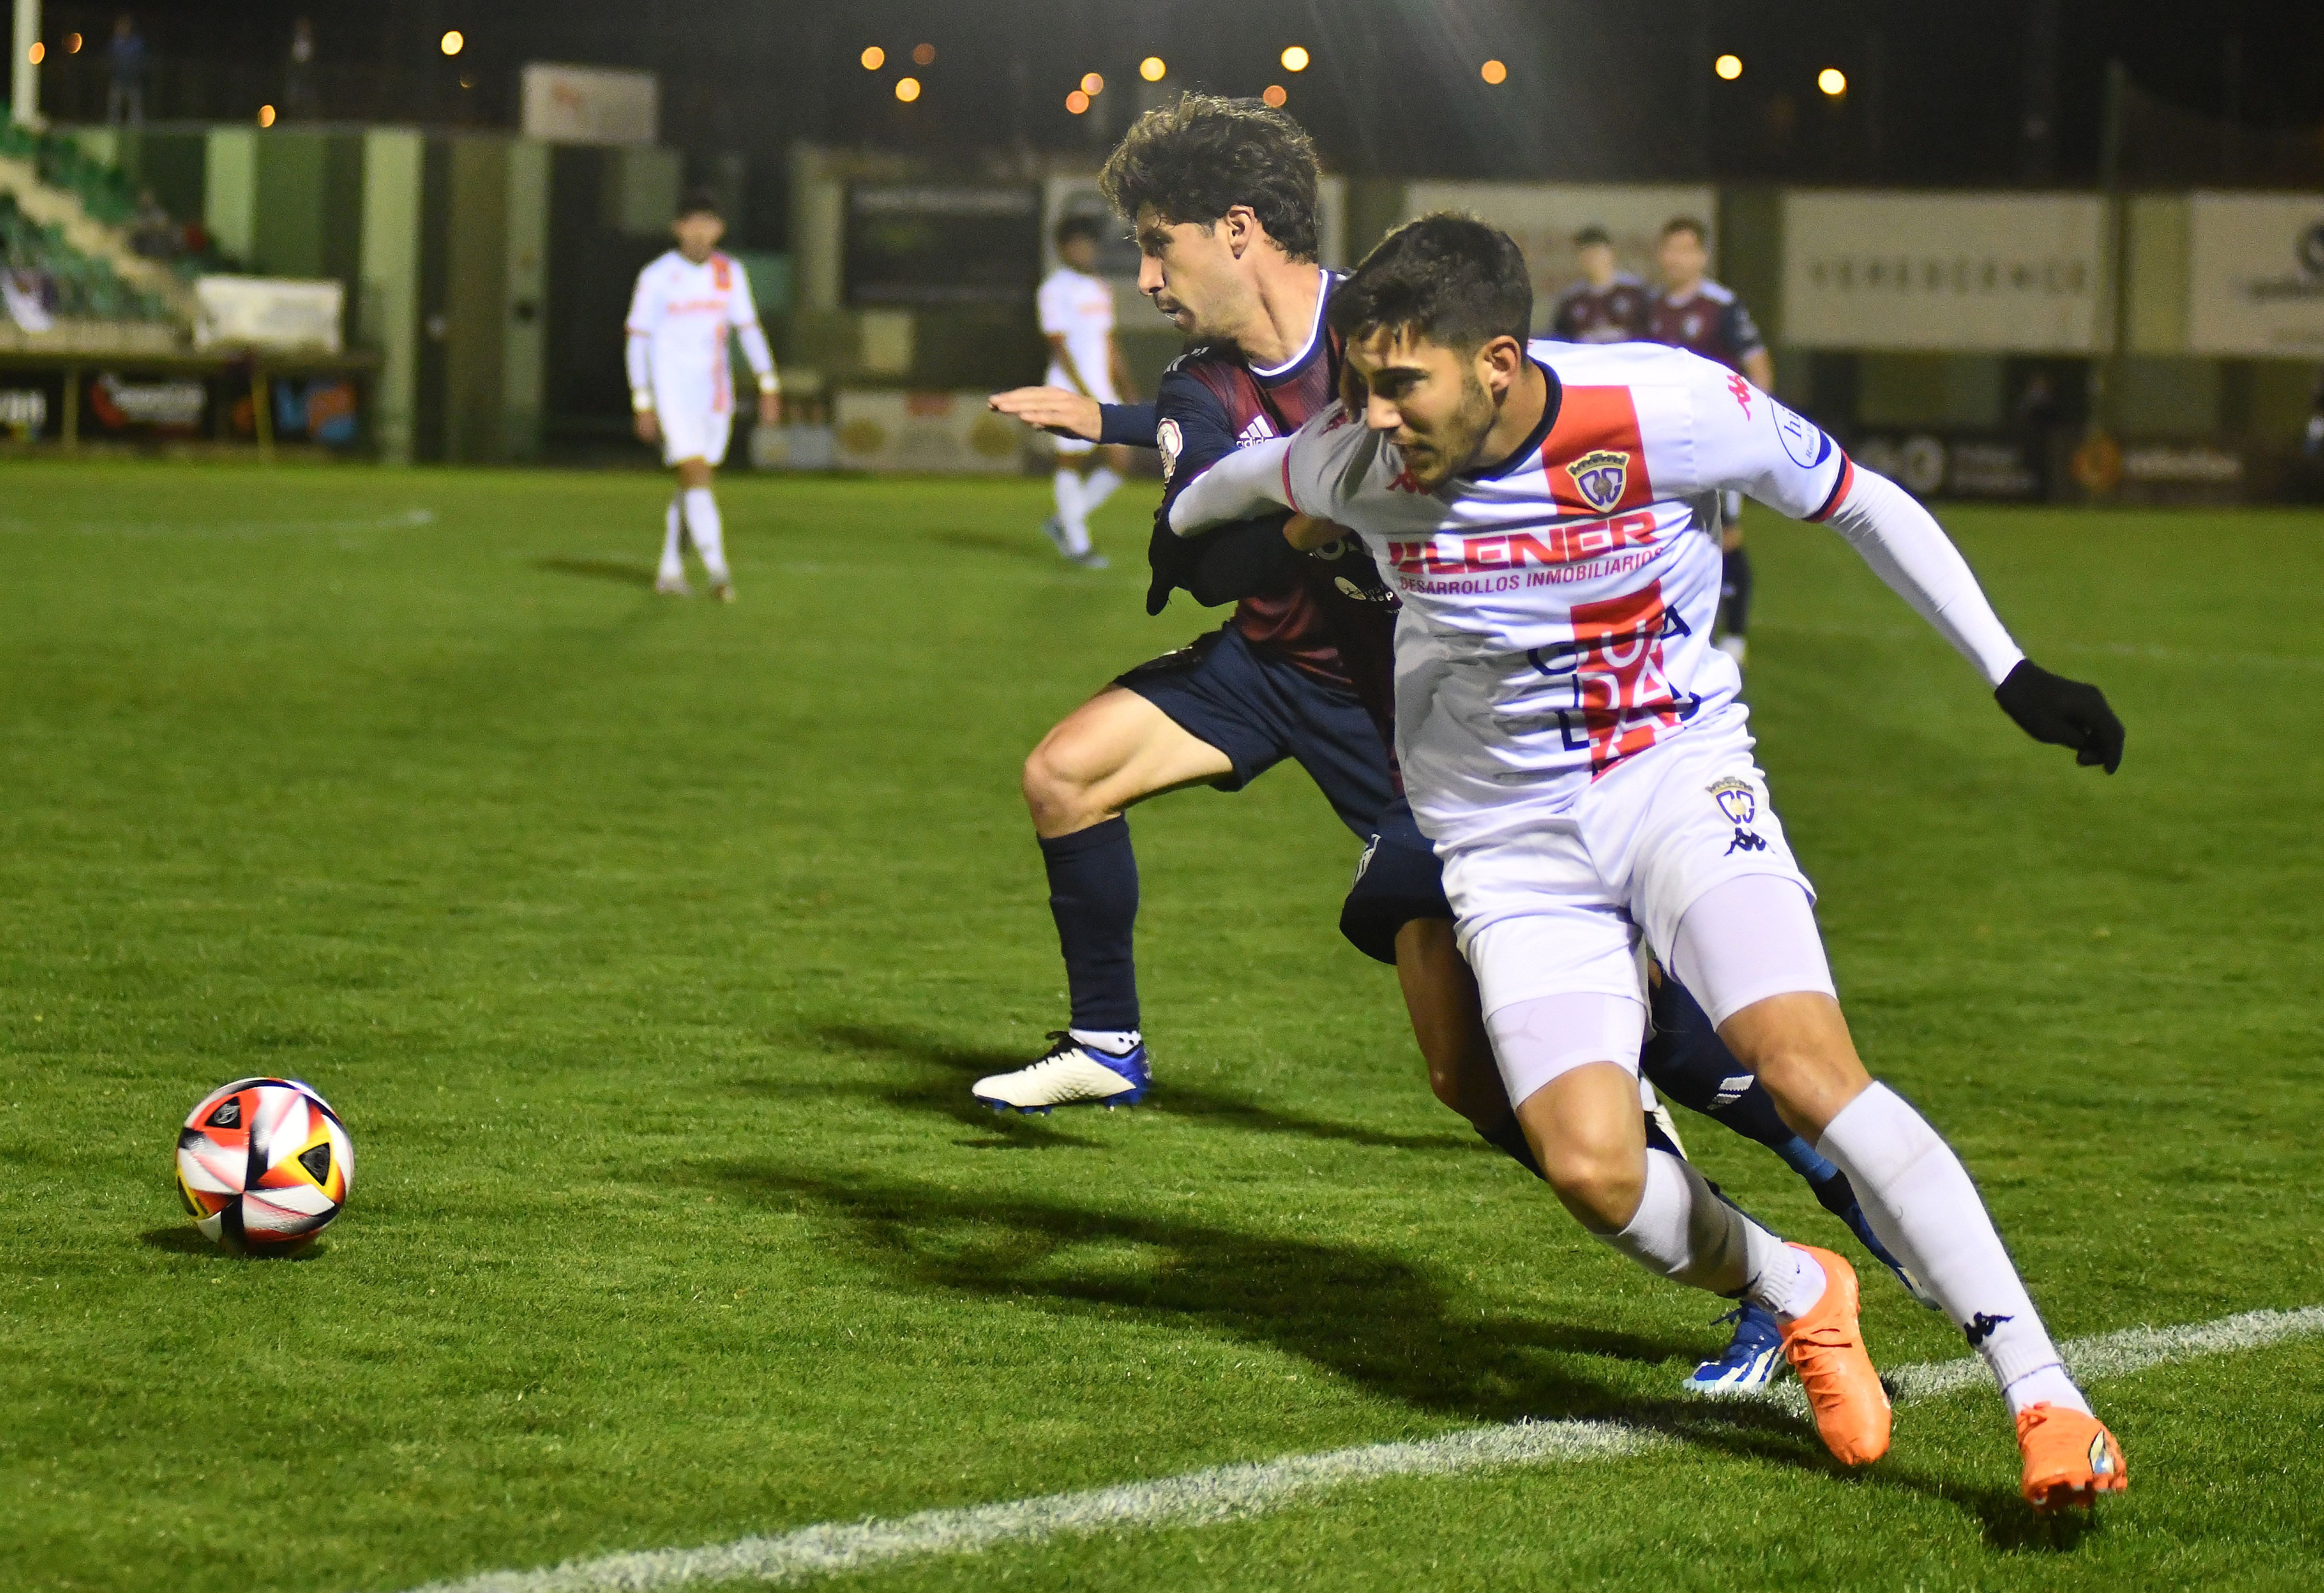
[1275,339,1852,845]
[625,250,762,417]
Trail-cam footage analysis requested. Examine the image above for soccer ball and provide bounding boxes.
[175,1077,354,1248]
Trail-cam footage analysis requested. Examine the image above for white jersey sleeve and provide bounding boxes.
[1164,404,1379,537]
[723,258,776,385]
[624,258,663,397]
[1676,356,1849,519]
[1036,273,1074,337]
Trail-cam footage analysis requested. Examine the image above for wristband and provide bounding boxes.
[631,391,655,413]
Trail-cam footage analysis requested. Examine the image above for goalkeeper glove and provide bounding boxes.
[1995,659,2124,773]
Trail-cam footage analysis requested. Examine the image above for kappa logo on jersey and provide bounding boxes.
[1235,415,1277,447]
[1770,397,1834,468]
[1709,775,1767,853]
[1565,448,1631,514]
[1385,511,1657,578]
[1727,372,1754,418]
[1156,418,1183,482]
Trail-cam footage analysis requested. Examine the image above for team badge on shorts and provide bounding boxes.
[1566,448,1631,514]
[1708,776,1767,854]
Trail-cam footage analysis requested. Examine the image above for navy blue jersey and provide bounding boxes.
[1551,274,1652,344]
[1646,279,1766,373]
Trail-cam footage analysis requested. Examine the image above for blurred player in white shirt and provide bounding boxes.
[625,191,779,601]
[1036,215,1135,568]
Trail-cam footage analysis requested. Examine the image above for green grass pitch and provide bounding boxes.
[2,460,2320,1592]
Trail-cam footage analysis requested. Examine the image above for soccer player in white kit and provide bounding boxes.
[1035,215,1134,569]
[625,191,779,602]
[1170,215,2130,1508]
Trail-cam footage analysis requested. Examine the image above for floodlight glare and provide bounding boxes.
[1715,54,1742,80]
[1081,72,1104,95]
[1480,59,1508,85]
[1262,84,1288,107]
[1281,46,1309,72]
[1066,90,1090,115]
[894,76,921,103]
[440,30,463,56]
[1819,67,1847,97]
[26,41,42,64]
[257,104,277,127]
[1140,56,1166,82]
[860,46,885,70]
[65,33,83,53]
[912,43,935,67]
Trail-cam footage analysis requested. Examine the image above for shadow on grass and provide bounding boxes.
[137,1226,330,1261]
[927,527,1058,563]
[790,1021,1475,1158]
[533,556,658,588]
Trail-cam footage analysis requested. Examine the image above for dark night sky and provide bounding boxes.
[30,0,2324,235]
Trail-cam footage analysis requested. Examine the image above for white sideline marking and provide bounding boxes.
[393,1305,2324,1593]
[0,508,437,537]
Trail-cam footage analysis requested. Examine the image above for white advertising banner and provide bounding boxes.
[192,275,343,353]
[1781,192,2108,353]
[834,389,1025,474]
[1398,183,1716,333]
[520,64,659,147]
[2186,192,2324,356]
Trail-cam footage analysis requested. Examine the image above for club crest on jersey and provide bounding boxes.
[1707,776,1757,826]
[1157,418,1183,482]
[1566,448,1631,513]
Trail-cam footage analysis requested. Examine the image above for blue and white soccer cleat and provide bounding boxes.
[972,1032,1149,1115]
[1684,1304,1786,1397]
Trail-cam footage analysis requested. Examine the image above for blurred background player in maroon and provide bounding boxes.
[1650,216,1773,667]
[1549,225,1650,345]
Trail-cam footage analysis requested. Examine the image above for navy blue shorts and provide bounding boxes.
[1116,625,1393,839]
[1339,794,1454,964]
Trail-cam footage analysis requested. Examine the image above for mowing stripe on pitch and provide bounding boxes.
[393,1305,2324,1593]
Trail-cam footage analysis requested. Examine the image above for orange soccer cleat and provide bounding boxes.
[1778,1244,1892,1465]
[2017,1403,2126,1512]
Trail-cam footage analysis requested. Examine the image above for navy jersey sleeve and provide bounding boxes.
[1098,402,1157,448]
[1145,362,1298,617]
[1724,297,1767,362]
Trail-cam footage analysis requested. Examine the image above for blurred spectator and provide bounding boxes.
[105,16,149,126]
[129,190,179,261]
[284,19,318,120]
[2,267,56,334]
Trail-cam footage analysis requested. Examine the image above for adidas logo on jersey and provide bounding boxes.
[1235,415,1278,448]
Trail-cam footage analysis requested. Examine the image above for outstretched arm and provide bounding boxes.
[1166,434,1295,537]
[1821,466,2124,771]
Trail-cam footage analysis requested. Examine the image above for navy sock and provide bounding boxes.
[1039,817,1140,1034]
[1720,546,1753,637]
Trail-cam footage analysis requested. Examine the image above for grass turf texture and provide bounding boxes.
[1,460,2320,1593]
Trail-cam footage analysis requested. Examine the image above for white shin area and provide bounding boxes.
[681,488,727,582]
[659,497,685,579]
[1051,470,1091,554]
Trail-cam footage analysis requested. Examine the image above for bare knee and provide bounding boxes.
[1717,992,1871,1141]
[1021,731,1109,836]
[1540,1134,1647,1232]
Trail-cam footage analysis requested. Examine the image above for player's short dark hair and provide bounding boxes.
[1054,213,1104,249]
[676,189,723,221]
[1098,93,1319,262]
[1659,215,1707,243]
[1328,212,1532,355]
[1572,224,1612,249]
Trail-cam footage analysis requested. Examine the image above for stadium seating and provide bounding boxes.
[0,117,215,344]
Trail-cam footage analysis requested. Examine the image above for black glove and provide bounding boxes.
[1994,659,2124,773]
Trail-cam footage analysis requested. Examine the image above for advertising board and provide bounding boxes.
[1398,182,1716,333]
[2185,192,2324,356]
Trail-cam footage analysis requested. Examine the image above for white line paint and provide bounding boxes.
[392,1305,2324,1593]
[0,508,438,537]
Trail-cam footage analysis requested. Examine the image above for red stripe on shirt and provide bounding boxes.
[1538,385,1655,516]
[1806,454,1855,523]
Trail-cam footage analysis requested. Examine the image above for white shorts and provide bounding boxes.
[1044,364,1116,457]
[657,404,733,468]
[1442,716,1821,1024]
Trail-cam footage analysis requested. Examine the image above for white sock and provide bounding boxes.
[659,497,684,580]
[681,488,727,583]
[1594,1148,1750,1294]
[1051,470,1091,555]
[1081,466,1123,514]
[2003,1363,2090,1417]
[1817,1083,2077,1397]
[1069,1028,1140,1056]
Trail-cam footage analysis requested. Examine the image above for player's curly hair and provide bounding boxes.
[1328,212,1532,352]
[1099,94,1319,262]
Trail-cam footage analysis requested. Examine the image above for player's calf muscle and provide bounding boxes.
[1392,920,1503,1126]
[1717,992,1872,1139]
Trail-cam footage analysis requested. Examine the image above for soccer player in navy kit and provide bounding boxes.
[1650,217,1773,666]
[1549,225,1650,345]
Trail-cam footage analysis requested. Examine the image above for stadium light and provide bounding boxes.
[65,33,82,54]
[1480,59,1508,85]
[894,76,920,103]
[912,43,935,67]
[1065,89,1090,115]
[1140,56,1166,82]
[1081,72,1104,95]
[1281,45,1309,73]
[860,46,885,70]
[257,104,276,127]
[440,31,464,57]
[1262,83,1288,107]
[1818,67,1847,97]
[25,41,41,65]
[1714,54,1742,81]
